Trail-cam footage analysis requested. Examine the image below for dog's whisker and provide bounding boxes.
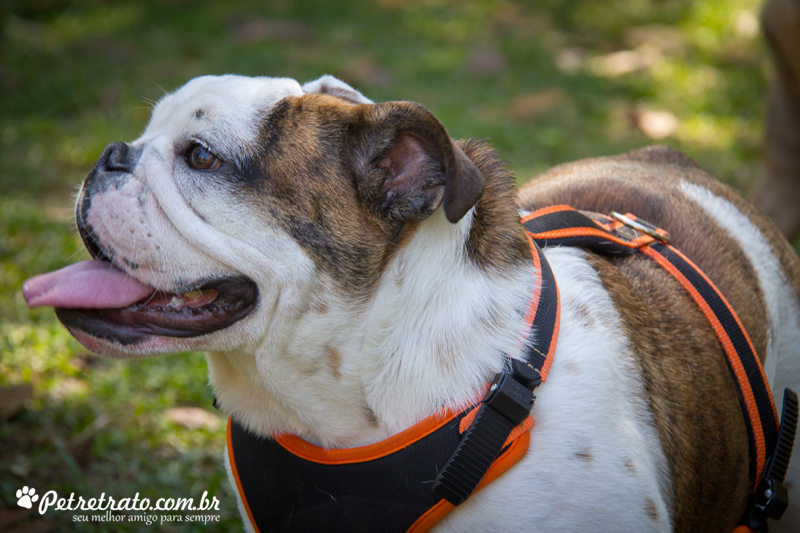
[152,81,167,97]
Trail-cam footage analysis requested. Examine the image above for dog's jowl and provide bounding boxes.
[23,74,800,532]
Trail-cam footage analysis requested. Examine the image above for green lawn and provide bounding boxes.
[0,0,792,530]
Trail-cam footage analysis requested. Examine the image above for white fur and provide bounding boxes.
[208,207,533,446]
[680,181,800,532]
[361,207,533,433]
[437,246,671,531]
[145,75,303,153]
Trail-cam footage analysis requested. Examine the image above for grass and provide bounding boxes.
[1,0,795,530]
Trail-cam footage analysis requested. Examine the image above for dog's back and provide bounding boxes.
[518,145,800,531]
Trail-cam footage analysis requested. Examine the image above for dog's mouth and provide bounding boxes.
[22,260,258,346]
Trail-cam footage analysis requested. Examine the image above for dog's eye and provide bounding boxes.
[186,144,221,171]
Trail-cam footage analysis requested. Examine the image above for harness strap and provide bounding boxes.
[522,205,796,532]
[518,235,560,380]
[522,205,779,488]
[432,234,559,506]
[227,405,532,533]
[522,204,661,253]
[641,242,778,481]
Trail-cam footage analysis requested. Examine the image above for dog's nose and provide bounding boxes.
[75,142,143,262]
[81,142,143,195]
[101,142,140,173]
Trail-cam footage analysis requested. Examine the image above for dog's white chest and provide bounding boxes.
[435,246,672,532]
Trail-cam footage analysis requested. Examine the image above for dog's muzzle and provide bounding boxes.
[77,142,143,261]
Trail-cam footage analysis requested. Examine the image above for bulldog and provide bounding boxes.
[22,74,800,532]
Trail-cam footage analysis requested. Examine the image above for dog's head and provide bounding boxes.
[23,75,486,357]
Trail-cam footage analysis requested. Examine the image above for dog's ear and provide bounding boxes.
[350,101,485,225]
[302,75,373,104]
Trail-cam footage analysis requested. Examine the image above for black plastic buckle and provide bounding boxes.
[741,388,798,533]
[432,370,536,506]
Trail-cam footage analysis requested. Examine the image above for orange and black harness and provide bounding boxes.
[226,206,797,533]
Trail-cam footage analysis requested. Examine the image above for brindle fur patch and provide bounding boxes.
[364,406,380,428]
[517,145,800,531]
[241,95,400,296]
[570,300,593,328]
[573,446,593,463]
[238,94,527,296]
[588,253,749,531]
[645,498,659,522]
[459,139,531,271]
[326,347,343,379]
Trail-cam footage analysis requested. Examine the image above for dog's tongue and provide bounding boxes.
[22,260,154,309]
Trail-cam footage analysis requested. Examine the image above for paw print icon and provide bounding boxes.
[16,486,39,509]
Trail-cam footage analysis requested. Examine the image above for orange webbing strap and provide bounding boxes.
[522,206,779,490]
[274,406,463,465]
[641,243,778,487]
[520,234,560,381]
[226,417,261,533]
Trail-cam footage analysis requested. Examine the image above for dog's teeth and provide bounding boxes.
[155,305,163,312]
[168,296,184,309]
[177,288,219,309]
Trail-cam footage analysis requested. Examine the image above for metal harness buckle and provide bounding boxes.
[611,211,671,243]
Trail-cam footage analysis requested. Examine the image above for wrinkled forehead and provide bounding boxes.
[140,75,304,148]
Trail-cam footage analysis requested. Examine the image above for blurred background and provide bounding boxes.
[1,0,795,531]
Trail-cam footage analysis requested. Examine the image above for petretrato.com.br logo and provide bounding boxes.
[15,486,221,526]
